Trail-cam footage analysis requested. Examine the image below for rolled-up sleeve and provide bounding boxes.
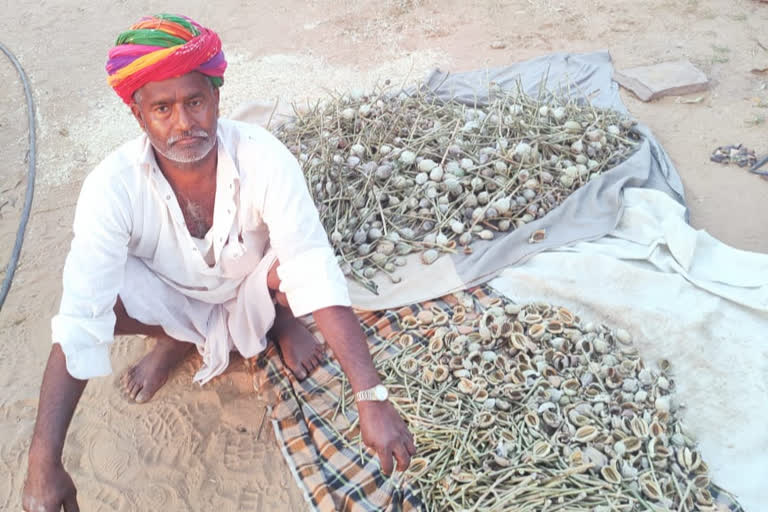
[52,169,131,380]
[255,136,350,317]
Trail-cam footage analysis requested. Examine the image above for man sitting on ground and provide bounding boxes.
[23,14,414,512]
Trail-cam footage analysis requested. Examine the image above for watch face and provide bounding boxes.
[375,385,388,401]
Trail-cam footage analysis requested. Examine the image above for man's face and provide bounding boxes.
[130,72,219,165]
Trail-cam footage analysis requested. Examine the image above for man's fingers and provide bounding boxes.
[404,430,417,456]
[376,445,394,475]
[63,493,80,512]
[393,442,411,472]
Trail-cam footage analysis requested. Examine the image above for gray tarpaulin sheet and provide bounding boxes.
[345,51,688,310]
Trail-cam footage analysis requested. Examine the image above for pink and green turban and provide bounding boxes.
[106,14,227,105]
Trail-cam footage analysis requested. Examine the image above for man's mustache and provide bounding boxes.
[167,130,210,145]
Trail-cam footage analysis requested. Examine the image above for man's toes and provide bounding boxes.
[293,365,307,380]
[129,381,143,400]
[135,390,150,403]
[121,373,134,392]
[302,355,323,376]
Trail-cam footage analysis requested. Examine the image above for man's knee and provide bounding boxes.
[267,259,280,292]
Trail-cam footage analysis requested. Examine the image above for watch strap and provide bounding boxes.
[356,385,386,402]
[356,388,375,402]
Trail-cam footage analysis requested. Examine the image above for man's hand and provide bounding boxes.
[22,461,79,512]
[358,400,416,475]
[23,345,87,511]
[310,306,416,473]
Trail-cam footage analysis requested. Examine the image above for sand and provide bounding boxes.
[1,0,767,510]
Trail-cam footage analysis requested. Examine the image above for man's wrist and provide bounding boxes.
[357,398,390,412]
[349,373,382,394]
[28,439,62,468]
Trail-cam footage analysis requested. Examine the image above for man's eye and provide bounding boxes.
[155,105,169,113]
[189,99,202,107]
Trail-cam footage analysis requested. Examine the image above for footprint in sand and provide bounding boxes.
[0,460,17,511]
[77,480,136,512]
[138,482,186,511]
[87,434,137,484]
[239,483,268,510]
[136,401,204,467]
[222,425,267,473]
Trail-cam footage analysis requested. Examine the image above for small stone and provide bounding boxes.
[490,40,506,49]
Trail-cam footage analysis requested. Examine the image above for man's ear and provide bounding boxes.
[213,87,220,117]
[129,101,146,131]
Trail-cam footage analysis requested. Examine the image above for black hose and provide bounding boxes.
[0,41,36,311]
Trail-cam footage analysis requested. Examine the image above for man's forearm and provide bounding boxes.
[28,344,87,465]
[312,305,380,392]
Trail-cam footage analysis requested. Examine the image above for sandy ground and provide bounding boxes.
[1,0,767,510]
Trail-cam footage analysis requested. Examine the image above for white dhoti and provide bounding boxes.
[119,249,278,385]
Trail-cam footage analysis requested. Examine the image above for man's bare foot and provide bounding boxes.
[272,314,326,380]
[120,337,193,403]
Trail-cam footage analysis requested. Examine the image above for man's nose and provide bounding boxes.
[175,104,193,131]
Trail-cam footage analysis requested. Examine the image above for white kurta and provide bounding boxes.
[52,119,350,384]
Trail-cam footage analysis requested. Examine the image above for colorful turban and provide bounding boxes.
[106,14,227,105]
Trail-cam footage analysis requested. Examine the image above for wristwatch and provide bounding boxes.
[355,384,389,402]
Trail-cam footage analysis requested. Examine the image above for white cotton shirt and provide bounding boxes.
[51,119,351,382]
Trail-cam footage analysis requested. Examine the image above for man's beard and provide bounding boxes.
[150,128,217,164]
